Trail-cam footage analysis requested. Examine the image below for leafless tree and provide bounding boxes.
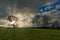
[50,20,59,29]
[32,15,40,27]
[7,15,18,28]
[41,14,51,28]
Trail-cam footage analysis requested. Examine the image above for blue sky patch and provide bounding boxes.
[38,0,60,13]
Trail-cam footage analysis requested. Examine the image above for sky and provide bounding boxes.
[0,0,55,19]
[39,0,60,13]
[0,0,56,27]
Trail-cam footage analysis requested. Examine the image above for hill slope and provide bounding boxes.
[0,27,60,40]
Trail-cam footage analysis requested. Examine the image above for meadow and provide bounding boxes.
[0,27,60,40]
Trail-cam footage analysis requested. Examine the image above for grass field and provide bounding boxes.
[0,27,60,40]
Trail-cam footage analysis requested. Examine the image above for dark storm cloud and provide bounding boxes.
[0,0,55,18]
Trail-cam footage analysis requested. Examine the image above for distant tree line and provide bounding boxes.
[32,14,60,29]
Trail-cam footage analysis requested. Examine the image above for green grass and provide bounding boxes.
[0,27,60,40]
